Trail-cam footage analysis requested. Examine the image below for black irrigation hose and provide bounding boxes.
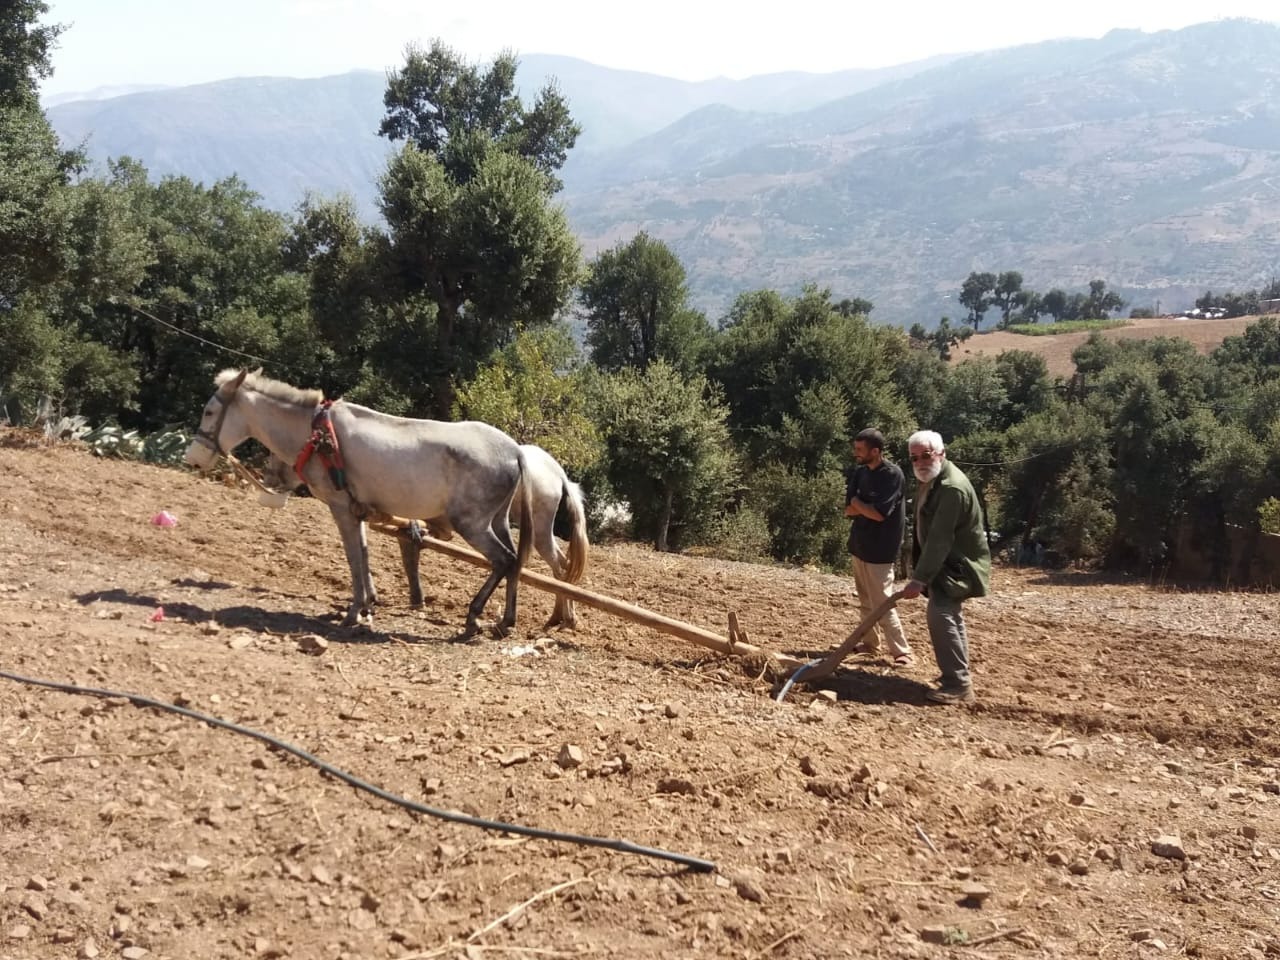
[0,669,716,874]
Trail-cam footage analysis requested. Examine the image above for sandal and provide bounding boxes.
[891,653,916,668]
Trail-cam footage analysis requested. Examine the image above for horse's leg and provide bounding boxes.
[398,531,424,609]
[329,505,374,626]
[536,524,571,629]
[453,521,517,638]
[500,466,535,634]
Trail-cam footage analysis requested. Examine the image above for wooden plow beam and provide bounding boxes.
[366,514,808,672]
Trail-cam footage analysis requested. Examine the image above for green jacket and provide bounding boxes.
[911,459,991,601]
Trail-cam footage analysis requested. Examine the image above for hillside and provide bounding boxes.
[951,315,1264,377]
[45,21,1280,326]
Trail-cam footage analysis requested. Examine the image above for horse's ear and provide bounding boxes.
[229,369,249,392]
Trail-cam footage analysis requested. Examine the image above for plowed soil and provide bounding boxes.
[2,431,1278,960]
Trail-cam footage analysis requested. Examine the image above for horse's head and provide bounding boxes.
[184,368,251,470]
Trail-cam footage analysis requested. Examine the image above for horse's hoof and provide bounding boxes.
[343,607,374,628]
[451,624,481,644]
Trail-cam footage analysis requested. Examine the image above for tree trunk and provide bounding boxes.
[656,485,674,552]
[640,294,658,370]
[432,293,460,420]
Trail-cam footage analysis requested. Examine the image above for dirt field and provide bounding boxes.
[951,316,1262,378]
[2,432,1278,960]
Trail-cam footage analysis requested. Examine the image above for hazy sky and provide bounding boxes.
[41,0,1280,95]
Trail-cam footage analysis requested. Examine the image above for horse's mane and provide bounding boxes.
[215,368,323,408]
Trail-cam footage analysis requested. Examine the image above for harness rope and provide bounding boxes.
[294,399,347,491]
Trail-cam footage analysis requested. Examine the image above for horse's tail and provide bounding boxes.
[514,447,535,573]
[561,478,589,584]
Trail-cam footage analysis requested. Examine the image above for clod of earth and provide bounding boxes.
[1151,835,1186,860]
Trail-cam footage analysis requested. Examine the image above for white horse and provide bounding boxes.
[261,444,590,629]
[184,369,533,637]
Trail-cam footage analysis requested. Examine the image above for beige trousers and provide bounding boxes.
[851,557,911,657]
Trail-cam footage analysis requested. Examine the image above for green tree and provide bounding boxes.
[995,405,1114,562]
[1083,279,1125,319]
[376,43,584,417]
[1220,290,1260,318]
[380,39,580,192]
[991,271,1024,328]
[580,232,709,374]
[0,0,143,424]
[746,460,849,566]
[376,143,580,417]
[910,316,973,361]
[1090,358,1206,565]
[994,350,1053,425]
[1041,288,1068,322]
[707,286,911,470]
[893,345,950,431]
[590,361,738,551]
[1187,420,1279,580]
[1016,290,1044,323]
[453,325,602,475]
[959,271,996,330]
[935,357,1009,441]
[835,296,874,317]
[0,104,77,312]
[0,1,82,317]
[1,0,63,108]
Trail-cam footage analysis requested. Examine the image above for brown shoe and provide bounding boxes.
[925,686,975,705]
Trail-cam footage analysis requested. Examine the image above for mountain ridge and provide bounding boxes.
[45,21,1280,325]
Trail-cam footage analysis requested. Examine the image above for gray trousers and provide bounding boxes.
[926,592,972,691]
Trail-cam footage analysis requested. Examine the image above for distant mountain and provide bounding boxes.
[48,54,956,219]
[515,52,966,152]
[562,19,1280,321]
[41,83,173,107]
[45,22,1280,325]
[49,72,394,219]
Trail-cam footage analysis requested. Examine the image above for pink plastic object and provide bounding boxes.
[151,511,178,528]
[149,607,165,622]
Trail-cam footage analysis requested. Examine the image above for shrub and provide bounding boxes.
[1259,497,1280,536]
[747,461,847,567]
[705,505,773,563]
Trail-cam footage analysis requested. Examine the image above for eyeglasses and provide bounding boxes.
[909,451,939,463]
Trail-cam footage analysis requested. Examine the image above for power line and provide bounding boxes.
[110,297,276,368]
[950,448,1073,468]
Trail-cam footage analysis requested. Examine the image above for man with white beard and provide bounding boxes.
[900,430,991,704]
